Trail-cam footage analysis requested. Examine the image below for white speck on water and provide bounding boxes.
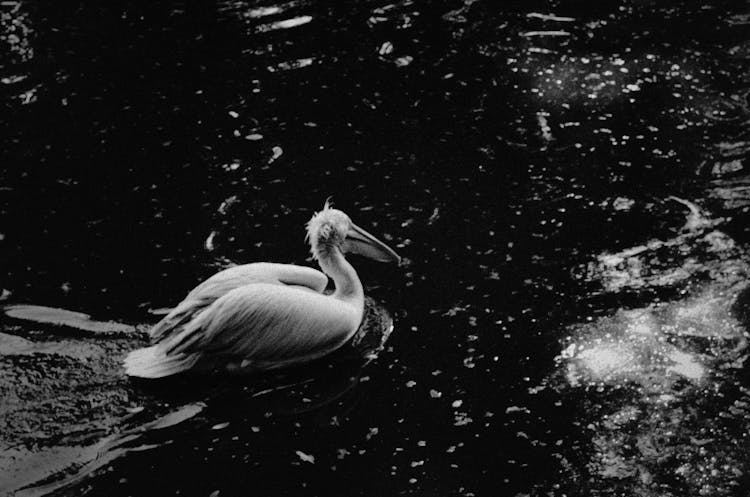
[269,57,315,72]
[537,112,553,142]
[452,400,463,408]
[269,146,283,163]
[395,55,413,67]
[205,231,217,252]
[261,16,313,32]
[295,450,315,464]
[378,41,394,55]
[454,413,473,426]
[506,406,531,414]
[520,30,571,37]
[246,6,281,18]
[526,12,576,22]
[613,197,635,211]
[228,110,239,118]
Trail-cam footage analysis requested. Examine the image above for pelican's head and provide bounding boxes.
[306,201,401,264]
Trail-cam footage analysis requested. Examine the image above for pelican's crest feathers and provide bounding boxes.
[306,199,350,261]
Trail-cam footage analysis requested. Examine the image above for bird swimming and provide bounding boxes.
[124,202,401,378]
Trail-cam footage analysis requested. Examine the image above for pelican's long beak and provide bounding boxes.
[345,223,401,263]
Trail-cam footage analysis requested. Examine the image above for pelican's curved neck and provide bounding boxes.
[318,248,364,305]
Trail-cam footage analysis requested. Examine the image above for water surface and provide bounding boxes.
[2,0,750,495]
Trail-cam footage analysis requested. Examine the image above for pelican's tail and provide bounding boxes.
[124,345,200,378]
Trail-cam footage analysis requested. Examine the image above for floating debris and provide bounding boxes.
[612,197,635,211]
[269,146,283,163]
[256,16,313,33]
[244,6,282,19]
[526,12,576,22]
[520,31,571,37]
[536,111,553,142]
[378,41,394,55]
[295,450,315,464]
[395,56,413,67]
[268,57,314,72]
[205,230,217,252]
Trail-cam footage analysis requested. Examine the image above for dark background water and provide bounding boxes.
[2,0,750,496]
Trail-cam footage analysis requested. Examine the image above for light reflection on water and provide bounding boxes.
[561,306,710,388]
[558,201,750,495]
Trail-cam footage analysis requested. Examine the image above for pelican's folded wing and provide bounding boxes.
[162,283,361,370]
[150,263,329,342]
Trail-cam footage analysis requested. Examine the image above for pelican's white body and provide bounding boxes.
[124,206,399,378]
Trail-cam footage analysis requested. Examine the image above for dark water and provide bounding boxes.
[2,0,750,495]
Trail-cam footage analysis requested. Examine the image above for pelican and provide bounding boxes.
[124,202,401,378]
